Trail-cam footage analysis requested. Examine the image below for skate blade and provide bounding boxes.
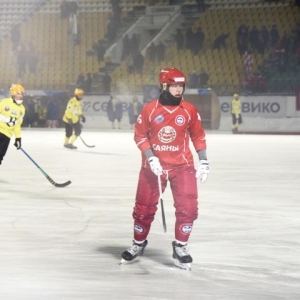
[119,258,127,265]
[174,260,192,271]
[119,257,140,265]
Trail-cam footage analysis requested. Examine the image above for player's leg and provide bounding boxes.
[169,166,198,270]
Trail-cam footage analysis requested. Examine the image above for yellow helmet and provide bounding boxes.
[10,84,25,96]
[74,88,84,96]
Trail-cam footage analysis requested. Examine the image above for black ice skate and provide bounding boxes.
[120,240,148,263]
[172,241,193,270]
[64,144,77,149]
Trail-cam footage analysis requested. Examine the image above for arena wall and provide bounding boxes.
[81,94,300,133]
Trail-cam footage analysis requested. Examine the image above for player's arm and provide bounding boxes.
[0,99,9,121]
[78,104,86,122]
[0,100,17,128]
[134,105,162,175]
[13,107,25,150]
[64,100,74,122]
[189,107,206,151]
[188,106,209,183]
[134,104,152,153]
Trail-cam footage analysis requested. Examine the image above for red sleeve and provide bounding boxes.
[134,102,153,153]
[188,105,207,151]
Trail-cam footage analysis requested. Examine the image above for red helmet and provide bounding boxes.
[159,68,186,86]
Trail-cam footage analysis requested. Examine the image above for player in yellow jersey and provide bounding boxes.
[0,84,26,164]
[231,93,242,132]
[62,88,86,149]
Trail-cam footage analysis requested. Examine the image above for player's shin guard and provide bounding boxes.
[70,134,77,144]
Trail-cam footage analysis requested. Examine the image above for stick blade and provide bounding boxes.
[54,180,72,188]
[46,176,72,188]
[79,136,95,148]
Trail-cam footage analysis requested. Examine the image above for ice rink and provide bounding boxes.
[0,128,299,300]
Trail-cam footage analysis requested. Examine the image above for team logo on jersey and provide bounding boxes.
[181,224,193,234]
[175,115,185,126]
[153,114,164,124]
[5,106,10,111]
[134,224,144,234]
[12,110,18,115]
[158,126,176,143]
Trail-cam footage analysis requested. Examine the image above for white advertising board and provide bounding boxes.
[219,96,287,118]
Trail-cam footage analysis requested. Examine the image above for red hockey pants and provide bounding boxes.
[132,166,199,243]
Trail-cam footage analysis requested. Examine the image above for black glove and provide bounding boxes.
[14,138,21,150]
[81,116,86,123]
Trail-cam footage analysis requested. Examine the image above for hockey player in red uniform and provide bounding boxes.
[121,68,210,270]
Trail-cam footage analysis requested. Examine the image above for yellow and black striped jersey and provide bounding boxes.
[0,97,25,138]
[62,97,83,124]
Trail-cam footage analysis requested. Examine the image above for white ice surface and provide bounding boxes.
[0,129,300,300]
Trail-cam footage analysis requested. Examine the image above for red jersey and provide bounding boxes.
[134,98,207,170]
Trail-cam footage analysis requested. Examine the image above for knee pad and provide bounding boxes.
[74,123,82,136]
[176,194,198,221]
[65,125,72,138]
[74,128,81,136]
[132,204,157,221]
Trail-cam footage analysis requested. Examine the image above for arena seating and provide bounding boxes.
[0,0,298,93]
[110,0,298,94]
[0,0,110,90]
